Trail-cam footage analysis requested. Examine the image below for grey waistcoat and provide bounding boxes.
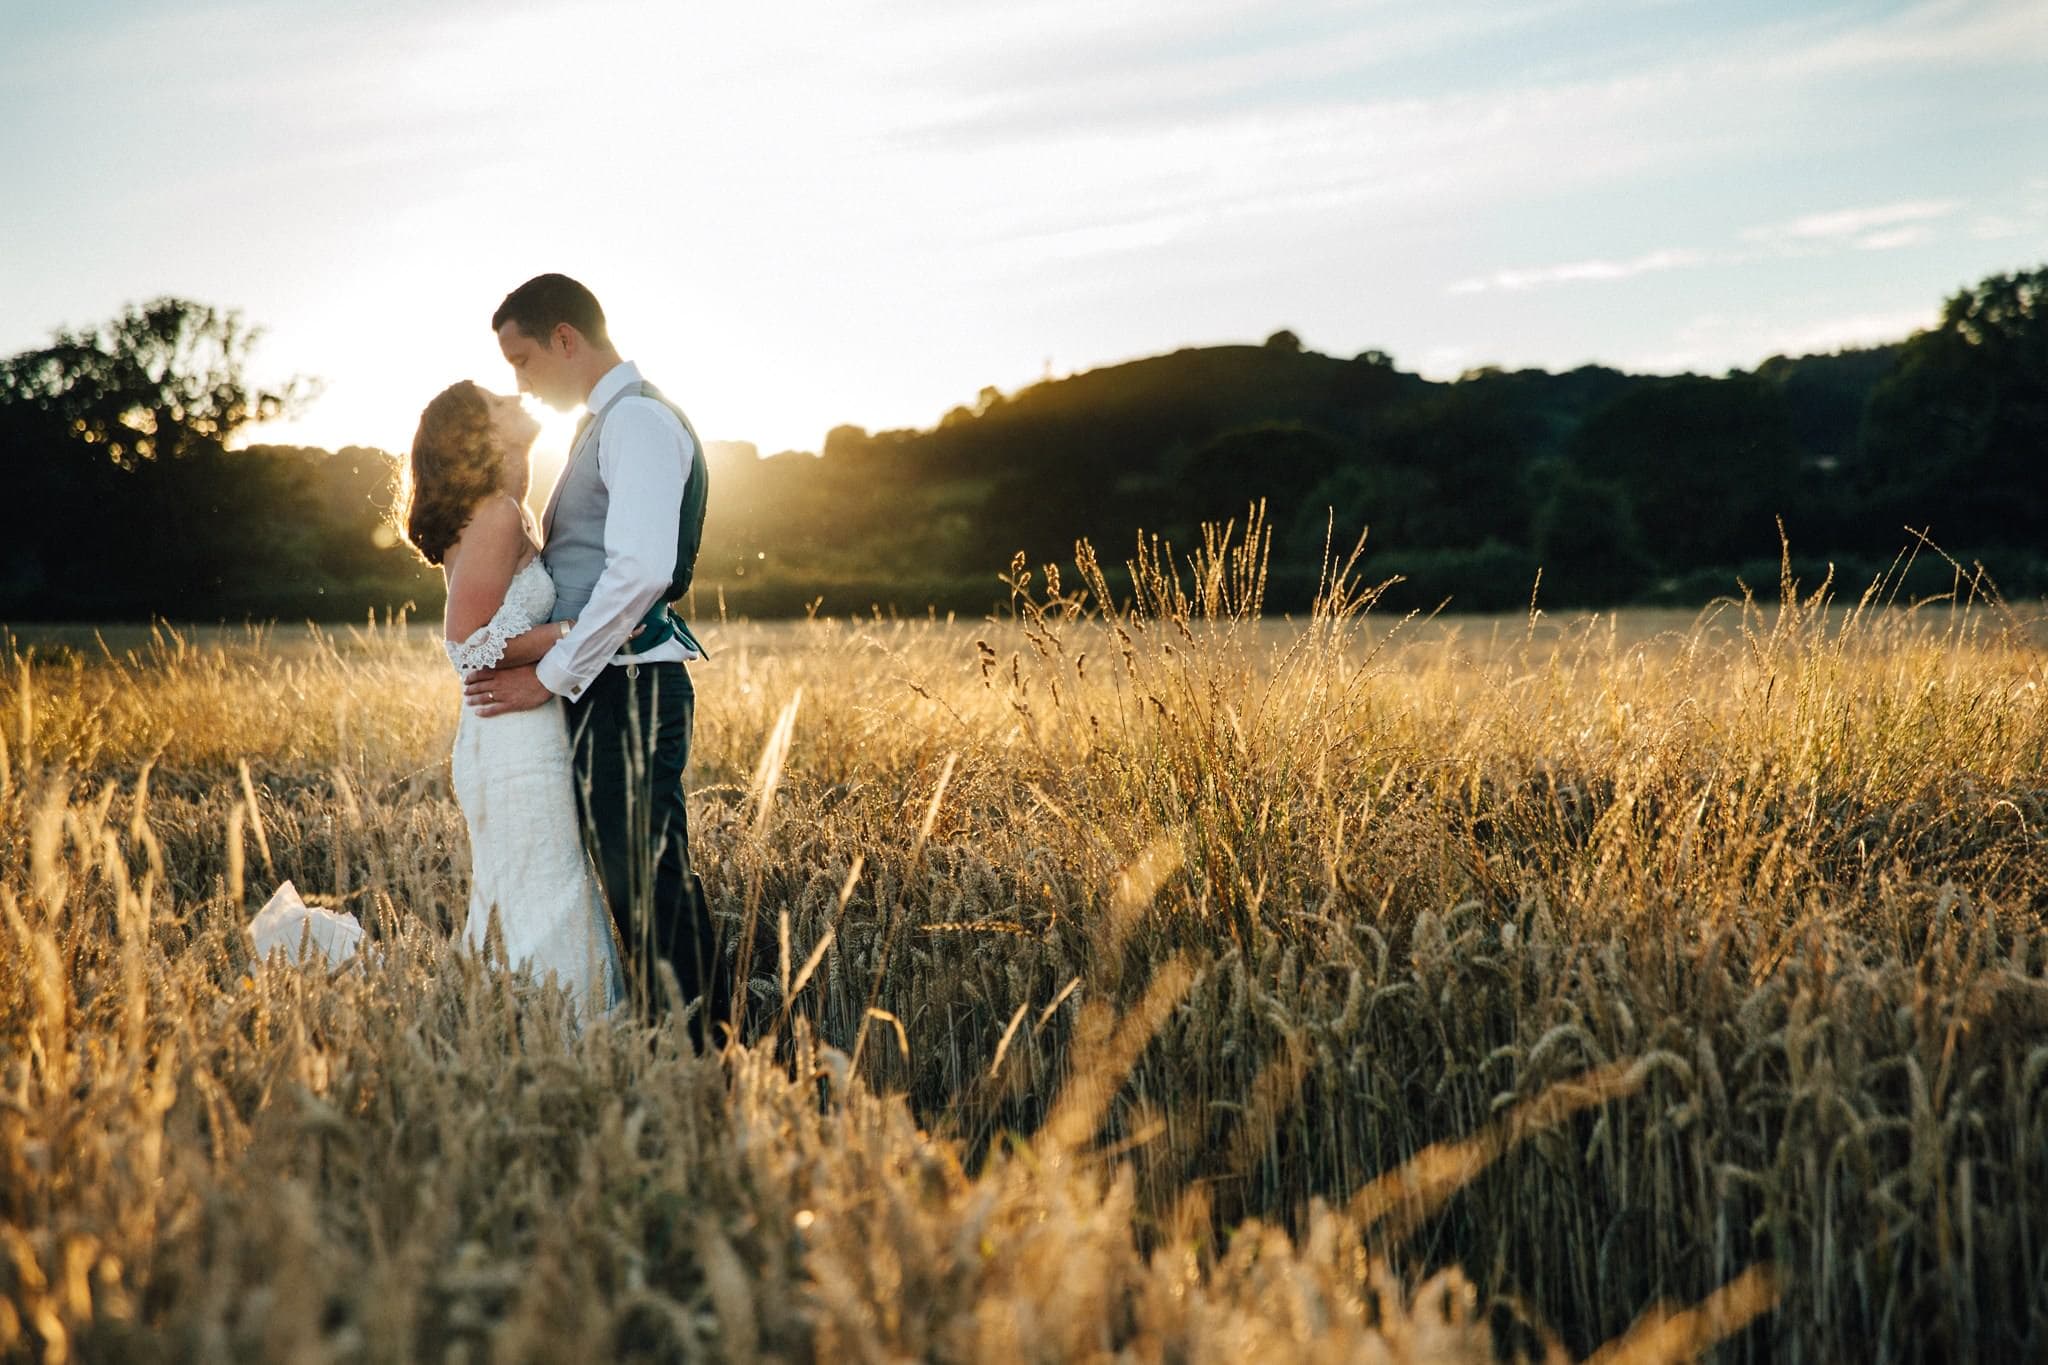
[540,380,708,624]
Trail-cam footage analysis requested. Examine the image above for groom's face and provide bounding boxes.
[497,321,581,412]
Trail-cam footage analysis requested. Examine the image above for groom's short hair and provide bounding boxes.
[493,273,611,349]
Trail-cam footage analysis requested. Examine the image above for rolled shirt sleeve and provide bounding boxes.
[535,398,692,700]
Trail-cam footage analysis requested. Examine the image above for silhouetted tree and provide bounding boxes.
[1291,460,1435,553]
[1529,463,1655,605]
[1366,381,1540,546]
[0,299,445,620]
[1861,266,2046,546]
[1167,421,1350,536]
[1569,374,1799,570]
[1753,344,1900,470]
[0,297,311,467]
[8,273,2044,620]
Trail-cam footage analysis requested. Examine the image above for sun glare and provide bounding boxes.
[523,405,581,512]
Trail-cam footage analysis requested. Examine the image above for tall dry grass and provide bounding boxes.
[2,515,2044,1361]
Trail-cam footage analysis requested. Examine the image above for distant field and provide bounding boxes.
[4,545,2046,1360]
[14,596,2042,661]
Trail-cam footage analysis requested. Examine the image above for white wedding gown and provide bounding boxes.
[445,558,621,1017]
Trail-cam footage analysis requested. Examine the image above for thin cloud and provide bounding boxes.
[1449,247,1708,295]
[1741,199,1960,244]
[905,0,1596,145]
[1752,0,2048,81]
[1763,309,1940,355]
[1970,215,2034,240]
[1630,307,1940,373]
[999,209,1202,266]
[1447,195,1960,298]
[1855,225,1936,251]
[6,0,2042,457]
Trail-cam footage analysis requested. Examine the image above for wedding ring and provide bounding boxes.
[488,690,495,701]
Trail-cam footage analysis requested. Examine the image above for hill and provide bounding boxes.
[3,266,2042,622]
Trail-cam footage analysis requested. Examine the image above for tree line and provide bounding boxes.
[0,300,436,619]
[1,266,2041,623]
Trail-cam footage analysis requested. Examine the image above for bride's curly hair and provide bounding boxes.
[403,381,498,566]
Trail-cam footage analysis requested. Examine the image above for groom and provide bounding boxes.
[463,273,726,1043]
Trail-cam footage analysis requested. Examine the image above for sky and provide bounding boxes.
[2,0,2044,468]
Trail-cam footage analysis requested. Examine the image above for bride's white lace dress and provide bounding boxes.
[445,558,620,1016]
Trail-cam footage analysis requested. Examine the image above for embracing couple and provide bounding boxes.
[402,273,728,1045]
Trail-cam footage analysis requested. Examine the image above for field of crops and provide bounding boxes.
[4,527,2046,1361]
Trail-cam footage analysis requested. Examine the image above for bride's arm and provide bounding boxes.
[493,617,571,668]
[494,612,649,667]
[442,498,527,667]
[444,498,608,672]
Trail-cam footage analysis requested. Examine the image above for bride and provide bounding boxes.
[403,380,621,1017]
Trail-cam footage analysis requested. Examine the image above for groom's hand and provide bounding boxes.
[464,663,553,716]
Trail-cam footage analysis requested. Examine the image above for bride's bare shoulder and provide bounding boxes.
[444,493,527,572]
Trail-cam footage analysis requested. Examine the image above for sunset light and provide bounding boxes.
[4,1,2041,460]
[2,3,2045,1359]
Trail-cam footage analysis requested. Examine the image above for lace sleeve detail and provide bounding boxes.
[444,616,521,672]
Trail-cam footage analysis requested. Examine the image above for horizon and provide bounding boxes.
[2,0,2044,464]
[218,308,1970,464]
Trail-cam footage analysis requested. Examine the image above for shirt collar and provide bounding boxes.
[582,360,641,414]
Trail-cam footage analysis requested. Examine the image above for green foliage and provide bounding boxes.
[0,297,310,467]
[1861,266,2047,546]
[1364,380,1540,546]
[1567,372,1800,571]
[1754,343,1900,465]
[1529,463,1655,606]
[1167,421,1349,534]
[1362,538,1542,613]
[6,267,2047,622]
[0,299,429,620]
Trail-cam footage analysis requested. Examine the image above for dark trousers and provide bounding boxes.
[564,661,725,1041]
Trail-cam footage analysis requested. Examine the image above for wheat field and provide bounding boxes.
[3,519,2046,1362]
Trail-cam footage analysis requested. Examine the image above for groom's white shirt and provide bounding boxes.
[535,360,700,702]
